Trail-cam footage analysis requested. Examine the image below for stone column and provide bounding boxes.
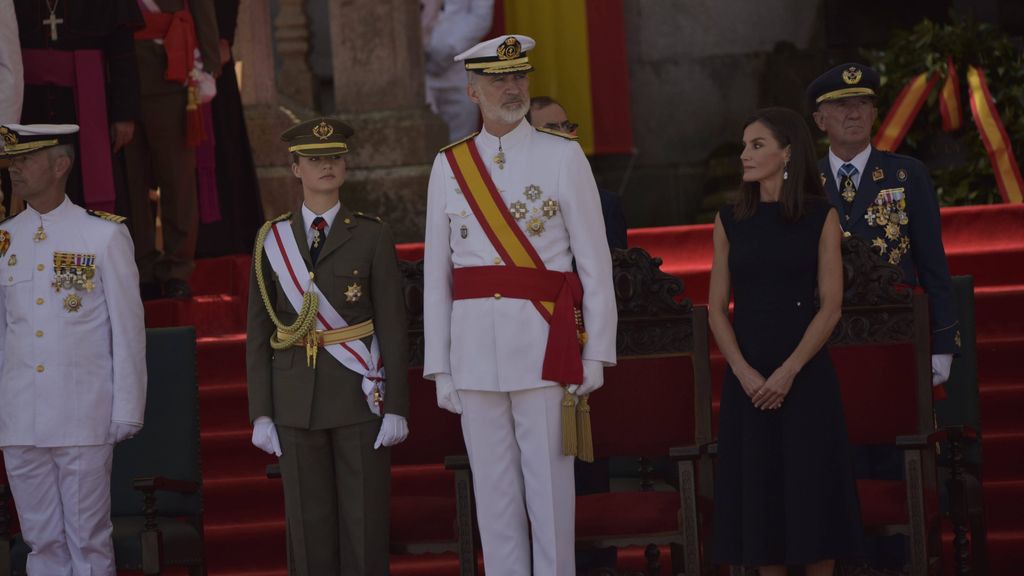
[274,0,317,109]
[327,0,448,242]
[236,0,304,218]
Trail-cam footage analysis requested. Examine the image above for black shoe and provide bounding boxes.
[140,281,162,301]
[163,279,192,299]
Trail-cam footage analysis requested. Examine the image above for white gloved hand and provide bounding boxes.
[374,414,409,449]
[567,360,605,396]
[435,373,463,414]
[107,421,142,444]
[251,416,282,457]
[932,353,954,386]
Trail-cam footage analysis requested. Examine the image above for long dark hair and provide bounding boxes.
[734,107,823,221]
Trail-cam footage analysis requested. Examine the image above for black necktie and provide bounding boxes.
[310,216,327,265]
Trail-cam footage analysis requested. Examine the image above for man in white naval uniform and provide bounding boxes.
[423,36,617,575]
[421,0,494,141]
[0,124,147,575]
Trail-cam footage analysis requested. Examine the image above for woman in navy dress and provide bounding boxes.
[709,107,863,574]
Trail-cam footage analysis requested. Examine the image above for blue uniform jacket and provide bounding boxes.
[820,148,960,354]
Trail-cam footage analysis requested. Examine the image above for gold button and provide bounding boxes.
[493,257,502,265]
[843,231,852,238]
[36,297,44,305]
[36,364,44,373]
[344,218,351,224]
[35,330,43,338]
[494,293,502,299]
[37,264,45,271]
[353,270,359,276]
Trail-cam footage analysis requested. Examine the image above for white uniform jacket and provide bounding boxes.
[423,0,495,86]
[0,197,146,447]
[423,119,617,392]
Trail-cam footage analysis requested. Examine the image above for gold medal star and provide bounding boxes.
[345,282,362,303]
[871,237,888,255]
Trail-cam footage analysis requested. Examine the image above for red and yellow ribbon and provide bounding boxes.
[873,60,1024,204]
[967,66,1024,204]
[939,57,963,132]
[874,72,937,153]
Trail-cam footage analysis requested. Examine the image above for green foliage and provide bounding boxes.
[865,17,1024,205]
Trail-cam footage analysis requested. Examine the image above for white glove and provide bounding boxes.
[251,416,282,456]
[932,354,954,387]
[567,359,605,396]
[107,421,142,444]
[374,414,409,449]
[435,373,463,414]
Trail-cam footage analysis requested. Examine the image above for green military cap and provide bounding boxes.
[281,117,354,157]
[0,124,79,158]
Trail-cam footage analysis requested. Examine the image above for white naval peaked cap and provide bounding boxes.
[454,34,536,74]
[0,124,79,157]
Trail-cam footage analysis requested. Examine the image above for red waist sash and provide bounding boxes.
[452,266,585,385]
[134,10,197,85]
[21,49,115,212]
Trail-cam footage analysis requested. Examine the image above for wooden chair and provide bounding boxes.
[1,327,205,575]
[445,247,714,576]
[678,236,982,575]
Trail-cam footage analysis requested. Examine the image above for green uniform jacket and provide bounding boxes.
[246,205,409,429]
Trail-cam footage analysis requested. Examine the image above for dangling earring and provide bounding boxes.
[783,162,790,180]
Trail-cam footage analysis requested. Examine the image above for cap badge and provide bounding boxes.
[497,36,522,61]
[312,121,334,141]
[843,67,863,85]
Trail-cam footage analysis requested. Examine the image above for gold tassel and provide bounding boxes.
[576,394,594,463]
[561,389,577,457]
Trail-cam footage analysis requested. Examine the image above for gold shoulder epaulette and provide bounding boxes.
[439,131,479,152]
[354,211,382,223]
[86,209,127,224]
[535,127,579,141]
[266,212,292,224]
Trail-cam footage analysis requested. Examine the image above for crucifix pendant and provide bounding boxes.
[494,149,505,170]
[43,13,63,41]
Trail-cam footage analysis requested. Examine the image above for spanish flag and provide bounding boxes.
[490,0,634,155]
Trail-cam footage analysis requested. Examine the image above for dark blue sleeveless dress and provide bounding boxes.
[713,199,863,566]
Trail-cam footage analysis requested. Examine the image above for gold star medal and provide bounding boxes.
[63,293,83,313]
[345,282,362,303]
[34,224,46,242]
[526,217,545,237]
[510,201,528,220]
[524,184,542,202]
[542,199,560,218]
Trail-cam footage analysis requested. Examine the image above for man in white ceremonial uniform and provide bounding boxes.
[0,0,24,213]
[423,35,617,575]
[0,123,147,575]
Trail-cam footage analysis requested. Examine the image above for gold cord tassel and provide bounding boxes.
[561,389,577,457]
[576,394,594,463]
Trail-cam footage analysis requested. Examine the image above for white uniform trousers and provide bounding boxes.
[459,386,575,576]
[2,444,115,576]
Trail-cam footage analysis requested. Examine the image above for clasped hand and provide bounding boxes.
[738,363,796,410]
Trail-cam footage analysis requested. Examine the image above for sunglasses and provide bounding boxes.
[543,121,579,133]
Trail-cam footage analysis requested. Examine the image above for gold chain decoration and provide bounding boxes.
[253,216,320,362]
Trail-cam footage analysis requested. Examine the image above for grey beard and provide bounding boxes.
[480,99,530,125]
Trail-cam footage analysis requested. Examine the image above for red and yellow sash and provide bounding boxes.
[444,138,593,460]
[443,139,586,386]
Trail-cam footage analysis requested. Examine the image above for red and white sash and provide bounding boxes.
[263,220,385,415]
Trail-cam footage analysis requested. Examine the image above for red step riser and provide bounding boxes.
[978,433,1024,481]
[979,383,1024,434]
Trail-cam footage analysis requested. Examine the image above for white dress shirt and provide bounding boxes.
[828,144,872,189]
[301,201,341,248]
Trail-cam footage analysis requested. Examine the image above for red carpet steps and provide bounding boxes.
[143,204,1023,575]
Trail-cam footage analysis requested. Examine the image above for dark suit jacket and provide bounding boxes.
[820,148,960,354]
[134,0,219,96]
[247,205,410,430]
